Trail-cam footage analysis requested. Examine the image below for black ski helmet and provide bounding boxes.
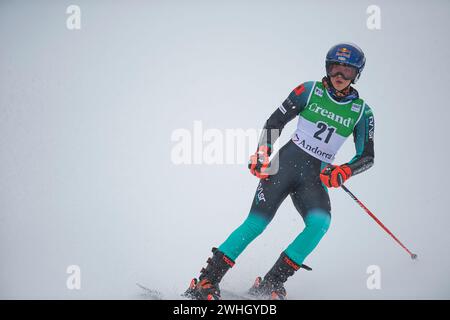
[326,43,366,83]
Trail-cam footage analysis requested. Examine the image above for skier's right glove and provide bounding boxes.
[320,164,352,188]
[248,145,271,179]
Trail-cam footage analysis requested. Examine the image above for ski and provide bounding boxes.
[136,282,164,300]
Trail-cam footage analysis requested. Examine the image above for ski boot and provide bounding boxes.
[184,247,235,300]
[248,252,311,300]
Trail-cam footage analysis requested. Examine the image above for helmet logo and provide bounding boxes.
[336,47,352,59]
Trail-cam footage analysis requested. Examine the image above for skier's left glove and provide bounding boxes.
[248,145,271,179]
[320,164,352,188]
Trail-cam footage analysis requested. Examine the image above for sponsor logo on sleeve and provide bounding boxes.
[368,115,374,140]
[314,87,323,97]
[351,103,362,113]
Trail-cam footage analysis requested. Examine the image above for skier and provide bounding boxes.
[185,43,375,300]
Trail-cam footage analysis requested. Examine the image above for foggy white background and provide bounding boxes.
[1,0,449,299]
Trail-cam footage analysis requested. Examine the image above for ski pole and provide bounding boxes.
[340,184,418,260]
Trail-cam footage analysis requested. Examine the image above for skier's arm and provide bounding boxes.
[345,105,375,176]
[258,82,314,155]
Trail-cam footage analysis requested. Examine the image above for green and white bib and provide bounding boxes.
[292,81,365,163]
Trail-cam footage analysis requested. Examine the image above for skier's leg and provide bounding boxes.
[284,160,331,265]
[218,173,291,261]
[218,210,269,261]
[186,202,280,300]
[248,208,330,299]
[285,166,332,266]
[284,208,331,266]
[186,179,290,299]
[249,155,331,299]
[187,141,299,300]
[217,141,300,262]
[187,147,297,299]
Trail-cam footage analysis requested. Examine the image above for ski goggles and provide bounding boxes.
[327,63,358,80]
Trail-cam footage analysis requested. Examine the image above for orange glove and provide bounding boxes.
[320,164,352,188]
[248,145,271,179]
